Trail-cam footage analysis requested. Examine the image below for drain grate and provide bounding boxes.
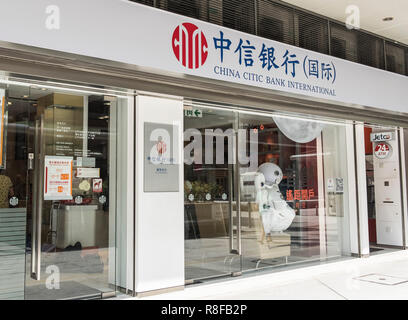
[354,273,408,286]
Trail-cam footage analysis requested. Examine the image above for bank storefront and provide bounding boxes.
[0,0,407,299]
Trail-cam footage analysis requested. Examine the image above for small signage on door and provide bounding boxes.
[184,109,202,118]
[93,178,103,193]
[44,156,73,200]
[374,142,392,159]
[327,178,335,192]
[76,167,100,178]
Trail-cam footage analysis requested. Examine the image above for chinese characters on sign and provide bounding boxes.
[286,189,315,209]
[212,31,336,82]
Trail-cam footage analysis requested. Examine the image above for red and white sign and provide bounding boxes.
[374,142,391,159]
[92,178,103,193]
[172,22,208,70]
[44,156,73,200]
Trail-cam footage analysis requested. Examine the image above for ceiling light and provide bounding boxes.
[382,17,394,22]
[22,95,29,98]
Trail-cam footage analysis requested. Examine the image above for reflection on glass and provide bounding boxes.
[0,83,118,300]
[184,107,240,281]
[184,103,352,282]
[239,113,351,270]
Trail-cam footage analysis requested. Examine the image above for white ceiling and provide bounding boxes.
[282,0,408,45]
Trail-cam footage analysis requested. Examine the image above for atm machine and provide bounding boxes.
[371,130,403,246]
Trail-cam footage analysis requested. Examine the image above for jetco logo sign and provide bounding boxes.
[172,22,208,69]
[370,132,393,142]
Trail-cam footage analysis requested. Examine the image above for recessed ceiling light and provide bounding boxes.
[22,95,29,98]
[383,17,394,22]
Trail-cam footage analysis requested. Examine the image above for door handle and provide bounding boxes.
[31,116,44,280]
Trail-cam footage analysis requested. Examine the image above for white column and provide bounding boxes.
[111,96,135,292]
[354,123,370,256]
[134,94,184,294]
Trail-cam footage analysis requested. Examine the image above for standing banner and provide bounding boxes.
[44,156,73,200]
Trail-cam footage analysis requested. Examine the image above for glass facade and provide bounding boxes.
[0,70,407,299]
[184,102,352,282]
[0,78,126,299]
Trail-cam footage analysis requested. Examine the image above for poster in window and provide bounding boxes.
[44,156,73,200]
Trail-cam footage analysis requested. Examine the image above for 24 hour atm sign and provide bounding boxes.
[172,22,337,98]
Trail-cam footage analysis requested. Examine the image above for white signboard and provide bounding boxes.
[76,167,100,178]
[44,156,73,200]
[0,1,408,114]
[144,122,179,192]
[370,132,393,142]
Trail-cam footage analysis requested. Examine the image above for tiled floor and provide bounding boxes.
[119,250,408,300]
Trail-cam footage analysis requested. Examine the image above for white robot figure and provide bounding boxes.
[241,163,295,234]
[257,163,295,233]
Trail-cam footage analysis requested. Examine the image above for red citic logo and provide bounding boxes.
[172,22,208,69]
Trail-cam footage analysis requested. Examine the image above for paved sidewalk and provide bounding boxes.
[120,250,408,300]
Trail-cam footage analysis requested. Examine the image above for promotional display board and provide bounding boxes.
[0,1,408,114]
[44,156,73,200]
[144,122,179,192]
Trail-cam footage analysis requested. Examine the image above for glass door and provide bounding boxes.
[0,79,119,300]
[184,104,241,282]
[0,87,30,300]
[238,111,352,272]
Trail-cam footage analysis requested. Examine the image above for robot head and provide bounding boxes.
[258,163,283,186]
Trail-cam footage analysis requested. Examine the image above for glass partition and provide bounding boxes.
[239,112,351,271]
[184,105,241,282]
[0,78,122,300]
[184,102,353,281]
